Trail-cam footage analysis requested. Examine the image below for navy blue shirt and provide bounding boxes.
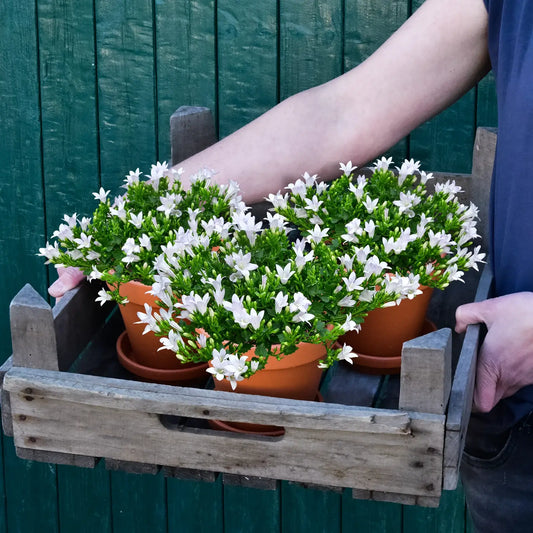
[483,0,533,427]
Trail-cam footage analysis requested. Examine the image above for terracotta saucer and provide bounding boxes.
[352,319,437,375]
[209,392,324,437]
[116,330,208,386]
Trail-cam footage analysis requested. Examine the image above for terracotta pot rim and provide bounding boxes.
[221,341,329,371]
[116,330,208,381]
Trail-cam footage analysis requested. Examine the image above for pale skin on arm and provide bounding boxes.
[176,0,490,203]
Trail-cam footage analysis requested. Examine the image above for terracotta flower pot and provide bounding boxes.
[111,280,208,385]
[340,286,434,374]
[210,341,327,434]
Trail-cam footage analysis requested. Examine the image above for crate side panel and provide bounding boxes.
[8,385,444,498]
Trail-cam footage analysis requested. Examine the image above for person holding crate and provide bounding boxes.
[49,1,533,530]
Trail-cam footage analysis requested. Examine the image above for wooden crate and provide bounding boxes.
[0,112,497,507]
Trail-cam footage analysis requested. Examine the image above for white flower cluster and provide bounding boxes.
[270,157,486,290]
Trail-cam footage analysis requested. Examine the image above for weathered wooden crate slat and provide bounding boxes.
[0,112,497,508]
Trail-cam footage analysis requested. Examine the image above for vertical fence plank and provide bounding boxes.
[3,442,59,533]
[38,0,100,233]
[95,0,157,191]
[408,1,477,173]
[224,485,280,533]
[0,0,48,359]
[281,482,341,533]
[155,0,217,160]
[93,5,166,531]
[343,0,410,164]
[342,493,402,532]
[36,3,114,529]
[402,486,466,533]
[280,0,343,100]
[57,464,112,533]
[0,1,58,531]
[0,429,4,533]
[217,0,278,138]
[167,477,223,533]
[477,72,498,128]
[110,471,167,533]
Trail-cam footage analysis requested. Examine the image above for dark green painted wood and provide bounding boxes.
[217,1,278,139]
[0,429,5,533]
[0,0,48,360]
[403,486,466,533]
[167,477,223,533]
[477,72,498,128]
[3,439,59,533]
[343,0,410,165]
[409,0,477,173]
[38,0,100,234]
[342,493,402,532]
[0,2,57,531]
[110,471,167,533]
[281,482,341,533]
[57,464,112,533]
[223,484,280,533]
[95,0,157,191]
[280,0,343,100]
[155,0,217,160]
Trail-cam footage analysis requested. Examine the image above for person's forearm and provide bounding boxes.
[178,0,489,203]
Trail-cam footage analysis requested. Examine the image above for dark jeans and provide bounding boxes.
[461,410,533,533]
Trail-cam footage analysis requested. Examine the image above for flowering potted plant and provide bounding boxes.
[141,200,415,425]
[268,159,485,372]
[38,162,242,384]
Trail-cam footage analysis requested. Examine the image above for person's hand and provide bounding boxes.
[455,292,533,413]
[48,266,85,300]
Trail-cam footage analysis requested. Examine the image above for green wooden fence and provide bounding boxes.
[0,1,496,531]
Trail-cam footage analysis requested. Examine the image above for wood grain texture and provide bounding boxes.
[280,0,343,100]
[38,0,100,233]
[10,284,58,371]
[170,106,217,166]
[52,281,114,371]
[155,0,217,160]
[0,0,47,363]
[399,328,452,415]
[5,367,445,498]
[217,0,278,138]
[95,0,157,190]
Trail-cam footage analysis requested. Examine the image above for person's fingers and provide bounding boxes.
[472,344,500,412]
[48,267,85,298]
[455,299,491,333]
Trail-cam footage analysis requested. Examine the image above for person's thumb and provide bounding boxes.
[455,300,491,334]
[48,267,85,298]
